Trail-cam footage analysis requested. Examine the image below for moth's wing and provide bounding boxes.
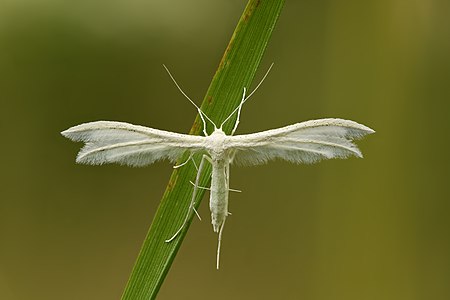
[61,121,206,167]
[226,118,375,166]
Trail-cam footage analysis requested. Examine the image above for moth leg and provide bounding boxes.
[192,207,202,221]
[165,154,211,243]
[189,154,212,221]
[216,219,226,270]
[173,153,193,169]
[191,156,199,171]
[189,180,210,191]
[203,154,213,164]
[189,181,240,192]
[229,150,236,164]
[221,160,240,192]
[228,152,239,192]
[189,154,214,221]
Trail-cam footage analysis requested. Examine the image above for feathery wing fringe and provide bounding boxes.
[227,118,375,166]
[62,119,374,167]
[61,121,205,167]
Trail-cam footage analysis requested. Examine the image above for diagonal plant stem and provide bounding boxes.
[121,1,285,299]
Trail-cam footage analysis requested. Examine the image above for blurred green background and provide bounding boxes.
[1,0,449,299]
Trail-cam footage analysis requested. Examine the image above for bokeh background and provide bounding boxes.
[1,0,449,299]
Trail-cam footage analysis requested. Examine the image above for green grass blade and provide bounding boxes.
[121,1,285,299]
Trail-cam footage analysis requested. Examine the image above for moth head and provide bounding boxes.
[210,127,226,137]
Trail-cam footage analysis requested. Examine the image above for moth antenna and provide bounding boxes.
[216,220,226,270]
[231,88,246,135]
[163,64,217,135]
[220,87,246,132]
[220,63,274,133]
[244,62,274,102]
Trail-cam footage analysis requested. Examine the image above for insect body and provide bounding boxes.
[207,129,230,232]
[61,66,375,269]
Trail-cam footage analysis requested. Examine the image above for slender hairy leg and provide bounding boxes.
[216,219,226,270]
[189,180,240,193]
[165,154,210,243]
[173,153,193,169]
[189,181,210,191]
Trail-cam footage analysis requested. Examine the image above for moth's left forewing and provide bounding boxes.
[62,121,207,166]
[226,118,374,166]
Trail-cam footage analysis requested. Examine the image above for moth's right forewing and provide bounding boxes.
[62,121,206,167]
[226,118,374,166]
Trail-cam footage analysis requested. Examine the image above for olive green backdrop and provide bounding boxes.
[1,1,449,299]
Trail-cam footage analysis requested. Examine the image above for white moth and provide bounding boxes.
[61,65,374,269]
